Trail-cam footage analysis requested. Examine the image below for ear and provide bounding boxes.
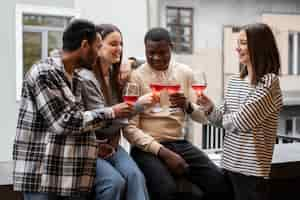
[81,39,89,49]
[169,42,174,50]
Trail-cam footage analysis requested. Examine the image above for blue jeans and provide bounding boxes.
[24,192,89,200]
[94,145,149,200]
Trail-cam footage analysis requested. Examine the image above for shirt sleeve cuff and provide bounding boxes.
[134,102,144,113]
[148,141,163,155]
[207,106,216,121]
[110,107,116,119]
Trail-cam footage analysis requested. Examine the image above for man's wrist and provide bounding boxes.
[204,105,214,116]
[185,101,194,114]
[158,146,169,159]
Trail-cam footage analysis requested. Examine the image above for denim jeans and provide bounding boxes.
[94,145,149,200]
[131,140,233,200]
[24,192,89,200]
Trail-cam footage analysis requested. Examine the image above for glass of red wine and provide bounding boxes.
[149,82,166,112]
[166,79,181,113]
[192,72,207,96]
[123,83,139,105]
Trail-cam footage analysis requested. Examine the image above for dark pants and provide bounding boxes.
[131,140,233,200]
[224,170,270,200]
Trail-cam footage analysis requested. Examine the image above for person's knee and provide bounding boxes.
[108,172,126,193]
[94,170,126,194]
[125,167,146,183]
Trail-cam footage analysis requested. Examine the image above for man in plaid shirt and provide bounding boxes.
[13,19,132,200]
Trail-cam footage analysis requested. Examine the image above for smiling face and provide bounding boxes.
[145,40,171,71]
[236,30,251,66]
[99,31,122,64]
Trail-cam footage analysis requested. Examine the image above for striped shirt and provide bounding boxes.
[208,73,283,178]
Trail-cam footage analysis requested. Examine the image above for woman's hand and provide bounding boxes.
[196,94,214,116]
[112,102,135,118]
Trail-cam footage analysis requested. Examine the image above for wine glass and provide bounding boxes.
[192,72,207,96]
[149,82,166,113]
[166,78,181,113]
[123,82,139,105]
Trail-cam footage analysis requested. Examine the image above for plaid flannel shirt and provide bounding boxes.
[13,54,114,196]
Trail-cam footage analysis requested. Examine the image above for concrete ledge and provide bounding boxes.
[0,161,13,185]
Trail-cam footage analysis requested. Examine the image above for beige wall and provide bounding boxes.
[262,14,300,100]
[174,49,223,147]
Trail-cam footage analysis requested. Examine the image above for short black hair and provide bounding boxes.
[63,19,97,51]
[144,27,172,44]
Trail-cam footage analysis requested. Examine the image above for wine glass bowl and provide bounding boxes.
[192,72,207,96]
[149,82,166,112]
[166,84,181,94]
[123,83,139,105]
[150,83,166,93]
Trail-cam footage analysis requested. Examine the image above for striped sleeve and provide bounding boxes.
[222,74,278,133]
[207,102,226,128]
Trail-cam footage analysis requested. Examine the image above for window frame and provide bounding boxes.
[285,117,300,137]
[16,4,80,101]
[166,6,193,54]
[288,31,300,75]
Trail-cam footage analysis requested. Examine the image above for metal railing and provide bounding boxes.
[202,124,300,151]
[276,134,300,144]
[202,124,225,151]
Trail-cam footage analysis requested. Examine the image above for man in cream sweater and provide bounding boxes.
[124,28,231,200]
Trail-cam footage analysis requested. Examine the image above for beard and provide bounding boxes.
[76,48,97,69]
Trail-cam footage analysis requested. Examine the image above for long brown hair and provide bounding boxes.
[240,23,281,85]
[93,24,123,104]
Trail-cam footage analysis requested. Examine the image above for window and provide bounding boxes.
[16,4,79,100]
[288,31,300,75]
[285,117,300,137]
[23,15,70,76]
[166,7,193,54]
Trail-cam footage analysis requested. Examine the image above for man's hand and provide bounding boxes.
[137,93,155,107]
[98,143,115,159]
[112,102,135,118]
[158,146,189,176]
[169,92,187,110]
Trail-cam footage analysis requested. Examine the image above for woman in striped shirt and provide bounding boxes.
[197,23,283,200]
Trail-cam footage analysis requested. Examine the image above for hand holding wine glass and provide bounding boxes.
[196,93,214,116]
[149,82,166,112]
[111,83,138,119]
[166,79,184,112]
[192,72,207,96]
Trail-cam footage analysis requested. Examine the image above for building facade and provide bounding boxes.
[1,0,300,164]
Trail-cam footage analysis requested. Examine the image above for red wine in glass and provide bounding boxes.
[166,84,181,94]
[192,72,207,96]
[150,83,166,93]
[123,95,139,105]
[123,83,139,104]
[192,84,207,95]
[149,83,166,112]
